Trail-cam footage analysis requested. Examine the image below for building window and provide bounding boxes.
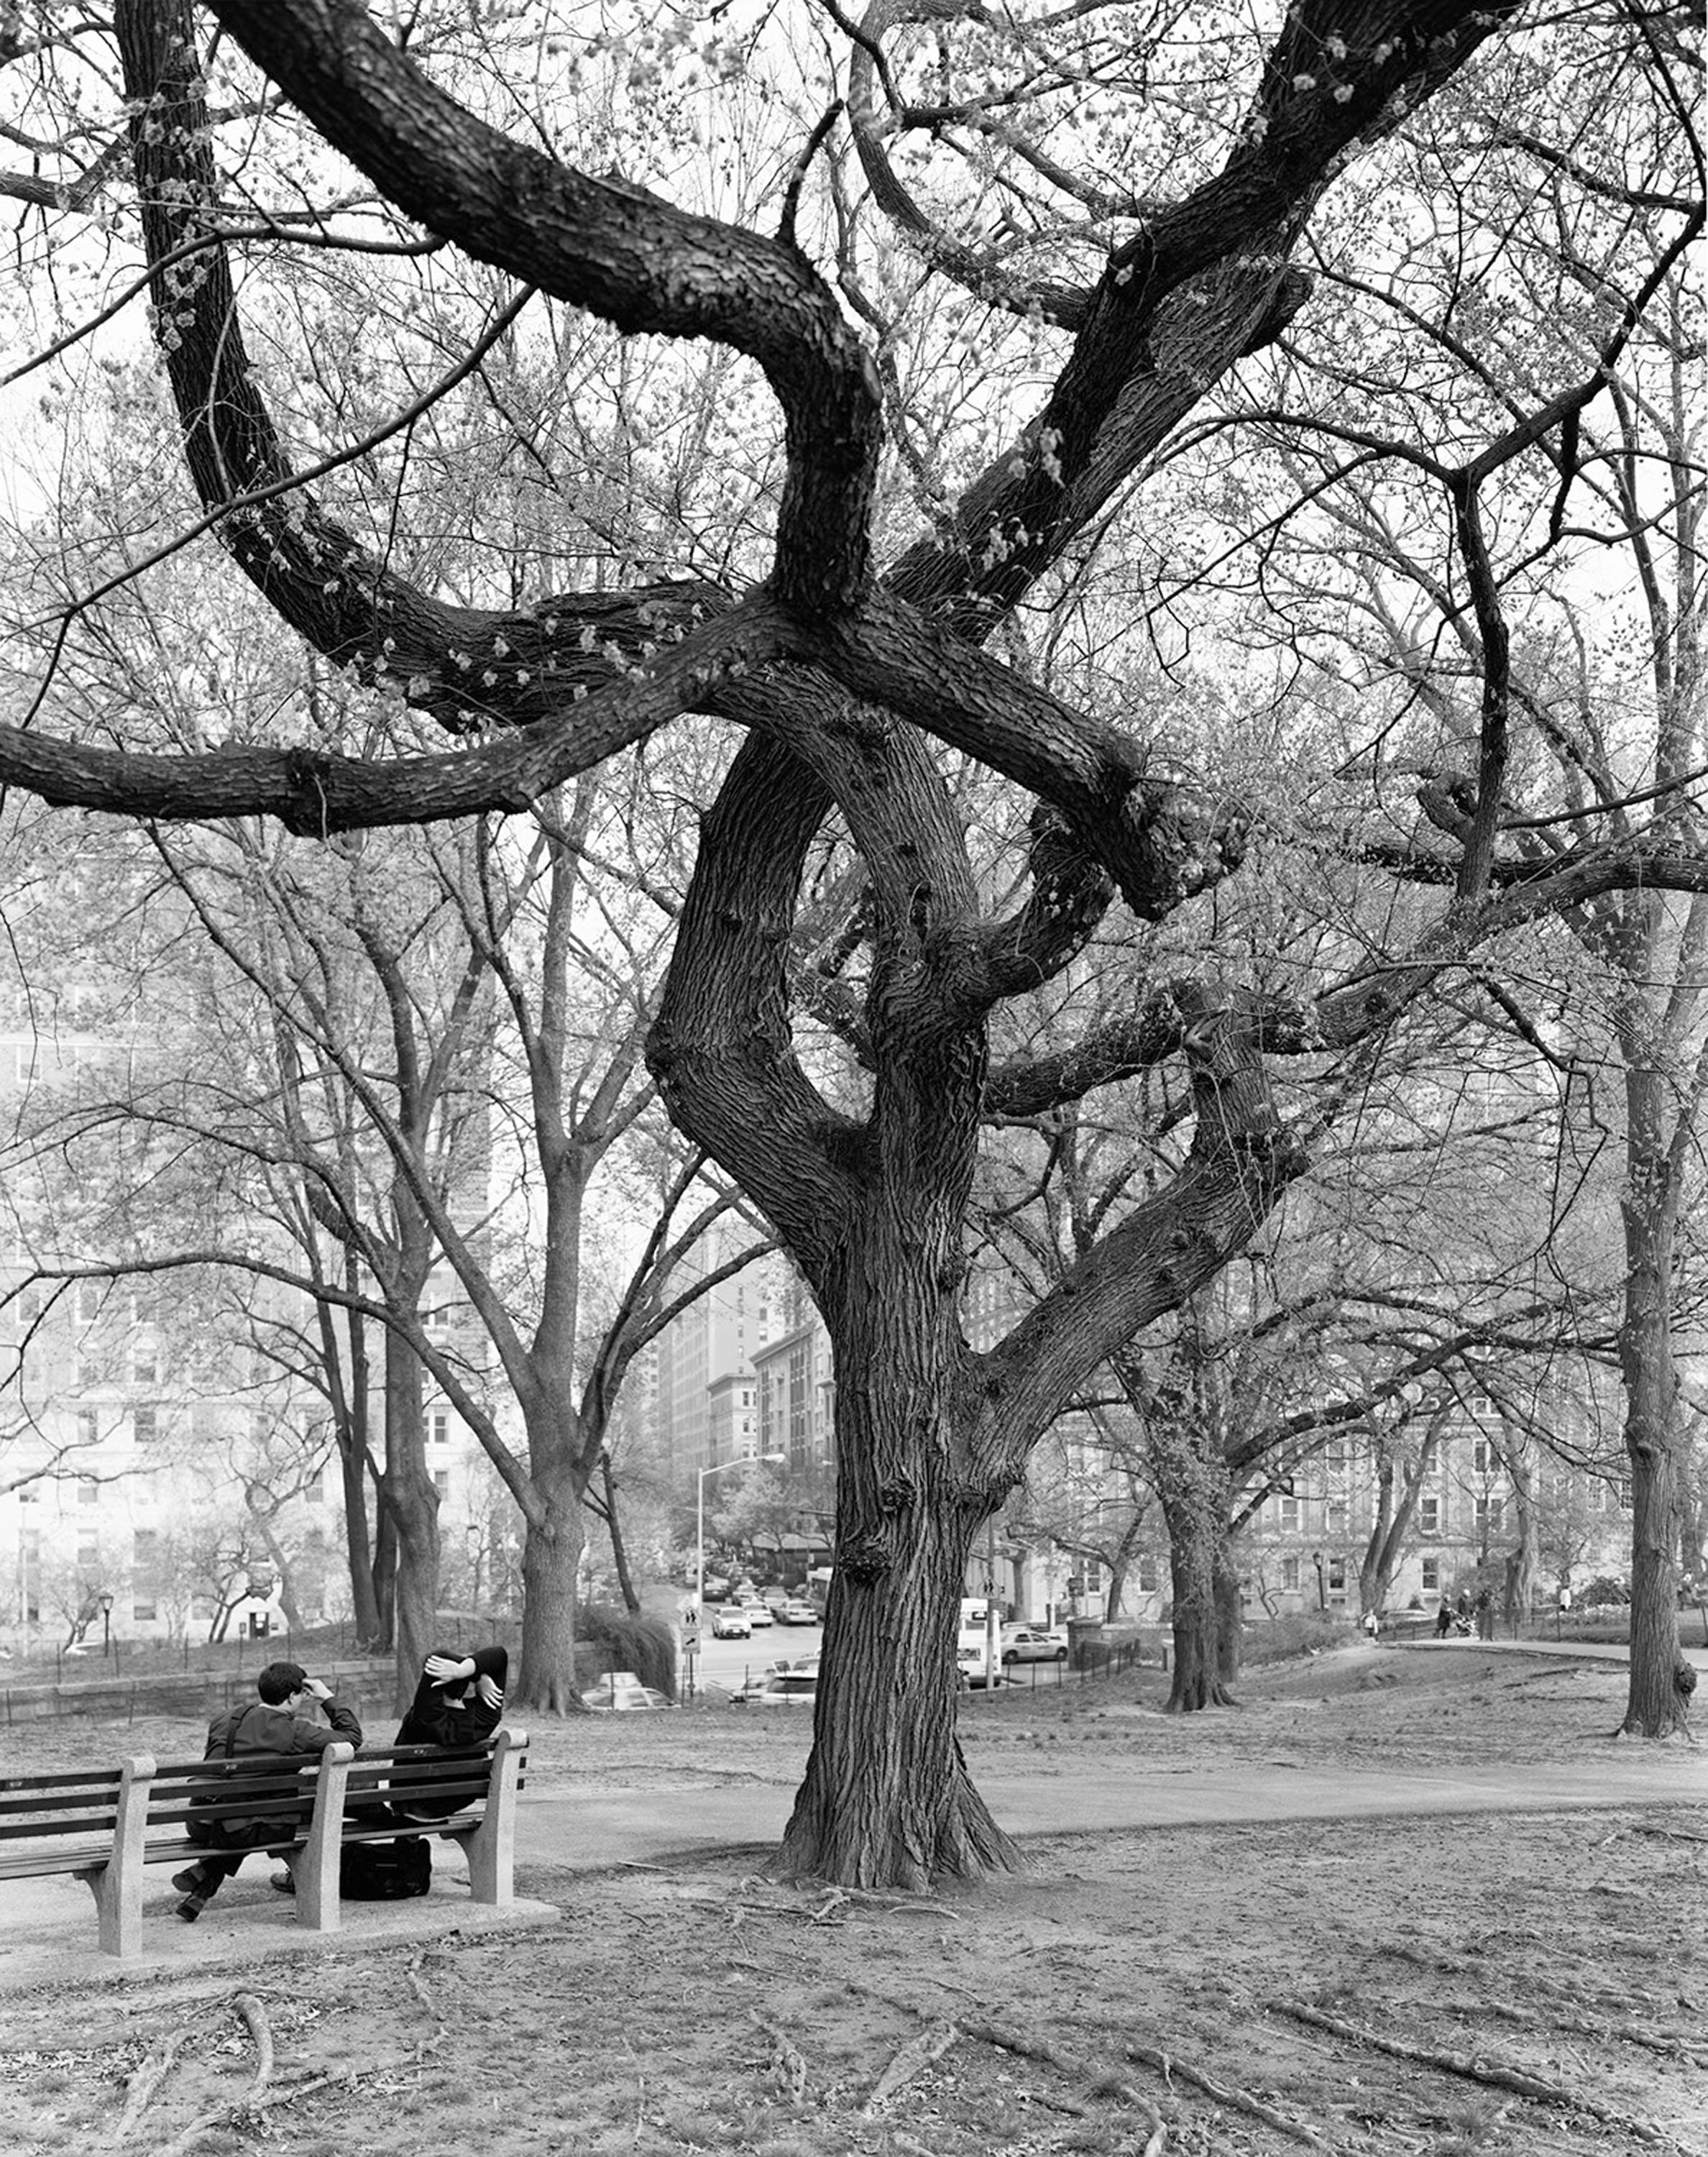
[132,1602,157,1622]
[1420,1496,1441,1534]
[426,1411,450,1446]
[134,1406,157,1446]
[76,1407,98,1449]
[130,1343,158,1385]
[1280,1556,1300,1591]
[78,1477,98,1506]
[1618,1478,1633,1509]
[1326,1498,1348,1535]
[433,1470,450,1497]
[1474,1496,1505,1536]
[1137,1556,1161,1593]
[1326,1557,1347,1600]
[1472,1439,1490,1474]
[1278,1496,1300,1532]
[1421,1558,1441,1592]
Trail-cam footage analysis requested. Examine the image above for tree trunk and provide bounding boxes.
[516,1458,589,1713]
[773,1233,1021,1887]
[1617,1065,1686,1736]
[776,1443,1017,1885]
[602,1457,644,1618]
[1502,1444,1538,1634]
[1214,1540,1244,1687]
[1152,1425,1236,1711]
[337,1294,382,1644]
[382,1329,439,1716]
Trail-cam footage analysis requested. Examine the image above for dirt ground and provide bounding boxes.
[1,1646,1703,2157]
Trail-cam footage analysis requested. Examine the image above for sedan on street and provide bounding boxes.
[776,1600,819,1626]
[712,1606,752,1639]
[999,1624,1069,1666]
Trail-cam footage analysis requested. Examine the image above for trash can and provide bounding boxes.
[1065,1618,1103,1671]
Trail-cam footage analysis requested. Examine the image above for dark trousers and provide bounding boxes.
[182,1821,292,1897]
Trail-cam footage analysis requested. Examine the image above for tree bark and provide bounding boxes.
[1617,1067,1686,1734]
[382,1326,439,1716]
[775,1261,1020,1884]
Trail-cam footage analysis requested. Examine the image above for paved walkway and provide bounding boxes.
[3,1636,1700,1992]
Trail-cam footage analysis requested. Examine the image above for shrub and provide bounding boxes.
[1241,1610,1357,1666]
[574,1603,676,1698]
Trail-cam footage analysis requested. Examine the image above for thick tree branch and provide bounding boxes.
[202,0,882,615]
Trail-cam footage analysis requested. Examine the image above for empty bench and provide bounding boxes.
[0,1726,528,1959]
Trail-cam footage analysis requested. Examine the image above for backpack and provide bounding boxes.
[340,1835,433,1901]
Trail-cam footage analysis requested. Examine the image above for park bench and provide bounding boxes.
[0,1726,528,1961]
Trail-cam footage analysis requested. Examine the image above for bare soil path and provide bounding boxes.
[1,1644,1701,2157]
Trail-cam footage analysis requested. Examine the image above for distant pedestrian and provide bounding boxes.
[1362,1611,1379,1641]
[1456,1588,1471,1621]
[1474,1588,1494,1641]
[1434,1600,1453,1639]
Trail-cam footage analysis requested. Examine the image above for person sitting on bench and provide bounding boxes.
[387,1647,508,1821]
[173,1662,362,1922]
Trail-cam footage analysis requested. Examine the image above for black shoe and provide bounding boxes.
[171,1867,206,1897]
[175,1893,208,1923]
[270,1870,295,1895]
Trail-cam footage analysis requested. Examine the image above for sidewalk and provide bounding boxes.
[3,1637,1700,1992]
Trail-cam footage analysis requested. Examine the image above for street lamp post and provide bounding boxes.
[98,1590,114,1662]
[696,1452,786,1621]
[1310,1551,1326,1611]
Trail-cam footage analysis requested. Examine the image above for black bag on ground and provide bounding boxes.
[339,1836,432,1900]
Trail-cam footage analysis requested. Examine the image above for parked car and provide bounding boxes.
[727,1659,796,1704]
[776,1600,819,1626]
[582,1672,671,1711]
[712,1606,751,1639]
[1000,1624,1068,1666]
[744,1671,817,1708]
[740,1599,774,1627]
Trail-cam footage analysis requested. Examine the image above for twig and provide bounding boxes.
[861,2020,960,2115]
[1277,2003,1665,2140]
[1634,1822,1708,1844]
[100,2028,190,2151]
[750,2011,808,2099]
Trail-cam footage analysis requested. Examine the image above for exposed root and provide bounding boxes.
[860,2019,959,2115]
[1277,2002,1666,2139]
[231,1993,275,2097]
[808,1884,961,1925]
[1124,2037,1333,2151]
[1484,1998,1708,2069]
[750,2011,808,2099]
[100,2027,190,2151]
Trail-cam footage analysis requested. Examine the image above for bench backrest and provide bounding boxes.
[0,1736,518,1844]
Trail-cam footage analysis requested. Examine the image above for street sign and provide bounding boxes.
[681,1606,699,1639]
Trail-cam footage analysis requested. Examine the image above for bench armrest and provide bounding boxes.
[442,1726,527,1905]
[292,1741,354,1935]
[75,1754,157,1959]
